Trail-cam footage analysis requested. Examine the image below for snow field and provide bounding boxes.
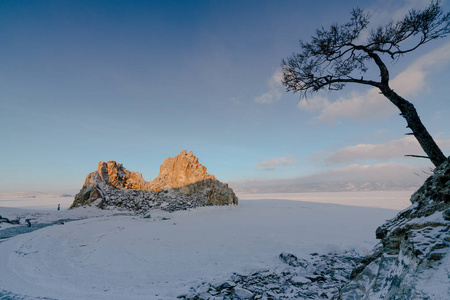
[0,198,404,299]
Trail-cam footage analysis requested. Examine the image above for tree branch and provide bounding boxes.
[405,155,430,159]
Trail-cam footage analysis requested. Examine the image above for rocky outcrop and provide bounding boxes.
[85,161,151,190]
[153,150,216,191]
[71,150,238,212]
[336,158,450,299]
[180,251,363,299]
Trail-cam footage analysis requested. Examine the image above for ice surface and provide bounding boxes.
[0,196,74,210]
[237,191,412,210]
[0,195,403,299]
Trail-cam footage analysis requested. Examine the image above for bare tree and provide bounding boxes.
[282,1,449,167]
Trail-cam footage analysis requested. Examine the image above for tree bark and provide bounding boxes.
[379,85,446,167]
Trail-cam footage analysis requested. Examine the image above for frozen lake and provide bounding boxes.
[0,191,413,299]
[0,190,414,211]
[0,196,74,210]
[237,190,413,210]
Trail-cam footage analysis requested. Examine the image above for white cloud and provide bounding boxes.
[316,90,393,124]
[256,155,297,168]
[391,42,450,96]
[382,0,430,23]
[297,95,330,112]
[325,136,421,164]
[355,0,431,49]
[254,69,283,104]
[298,42,450,124]
[323,136,450,164]
[271,69,283,85]
[253,90,281,104]
[297,89,393,124]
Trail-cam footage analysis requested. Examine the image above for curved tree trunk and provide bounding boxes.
[379,85,446,167]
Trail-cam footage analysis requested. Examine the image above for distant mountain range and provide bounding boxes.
[0,192,73,199]
[1,181,420,199]
[229,180,421,193]
[1,180,422,198]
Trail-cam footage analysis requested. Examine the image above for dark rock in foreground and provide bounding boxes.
[179,251,363,300]
[336,158,450,299]
[70,150,238,212]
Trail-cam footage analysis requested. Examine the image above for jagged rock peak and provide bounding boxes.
[71,150,238,211]
[153,149,216,191]
[85,161,150,191]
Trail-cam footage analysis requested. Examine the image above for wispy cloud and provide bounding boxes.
[261,167,276,172]
[229,97,241,105]
[323,136,450,164]
[372,0,431,24]
[298,89,393,124]
[325,136,422,164]
[391,42,450,96]
[357,0,431,43]
[297,42,450,124]
[256,155,297,168]
[254,69,283,104]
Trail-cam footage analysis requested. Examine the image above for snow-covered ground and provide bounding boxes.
[0,192,412,299]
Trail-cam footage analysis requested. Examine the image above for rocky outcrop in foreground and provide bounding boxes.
[70,150,238,212]
[336,158,450,299]
[180,251,363,299]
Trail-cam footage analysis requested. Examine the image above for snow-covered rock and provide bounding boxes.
[70,150,238,212]
[336,158,450,299]
[180,251,363,299]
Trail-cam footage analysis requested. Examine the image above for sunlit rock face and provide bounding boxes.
[153,150,216,191]
[71,150,238,212]
[84,161,151,191]
[336,158,450,300]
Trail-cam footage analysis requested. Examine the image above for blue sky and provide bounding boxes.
[1,0,450,194]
